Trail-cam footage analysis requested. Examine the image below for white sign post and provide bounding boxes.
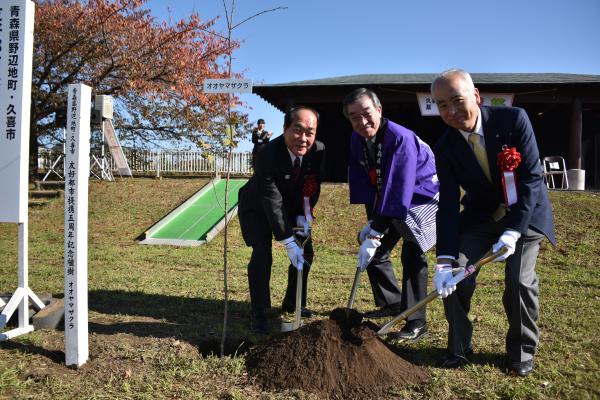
[64,84,91,367]
[0,0,46,341]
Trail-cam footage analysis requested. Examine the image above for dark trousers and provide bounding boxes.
[366,220,429,322]
[251,144,265,169]
[244,213,313,317]
[443,220,544,362]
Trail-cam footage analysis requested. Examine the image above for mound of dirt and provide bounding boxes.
[245,308,429,399]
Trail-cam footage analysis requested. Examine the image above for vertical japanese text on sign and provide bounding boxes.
[0,1,35,224]
[63,83,91,367]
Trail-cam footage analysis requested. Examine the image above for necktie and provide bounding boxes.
[365,140,376,163]
[468,133,492,182]
[292,157,301,181]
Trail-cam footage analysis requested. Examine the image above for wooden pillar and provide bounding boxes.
[568,98,582,169]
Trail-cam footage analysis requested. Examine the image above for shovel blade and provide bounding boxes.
[281,321,295,332]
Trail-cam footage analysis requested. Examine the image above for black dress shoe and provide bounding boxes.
[363,302,403,319]
[388,320,428,341]
[300,308,313,318]
[508,358,534,377]
[250,313,269,335]
[439,348,473,369]
[281,304,313,318]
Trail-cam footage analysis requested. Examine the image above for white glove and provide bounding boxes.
[279,237,304,270]
[492,230,521,261]
[295,215,310,237]
[356,221,372,244]
[357,229,383,271]
[433,264,456,298]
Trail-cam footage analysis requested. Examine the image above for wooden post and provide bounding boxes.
[568,98,582,170]
[64,83,91,367]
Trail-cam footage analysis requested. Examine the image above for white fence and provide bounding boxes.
[38,148,253,177]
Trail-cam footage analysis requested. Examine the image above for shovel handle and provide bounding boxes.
[292,227,311,248]
[293,267,303,329]
[376,247,508,336]
[347,268,362,309]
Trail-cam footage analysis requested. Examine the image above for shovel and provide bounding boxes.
[348,226,369,309]
[376,247,508,336]
[292,266,303,329]
[347,268,362,309]
[281,229,311,332]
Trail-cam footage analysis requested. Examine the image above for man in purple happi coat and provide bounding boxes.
[344,88,439,341]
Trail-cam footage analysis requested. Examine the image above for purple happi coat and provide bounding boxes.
[349,119,439,251]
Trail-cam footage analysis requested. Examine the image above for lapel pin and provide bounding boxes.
[284,174,290,180]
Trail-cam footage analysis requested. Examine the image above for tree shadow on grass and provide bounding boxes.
[0,340,65,364]
[87,289,259,356]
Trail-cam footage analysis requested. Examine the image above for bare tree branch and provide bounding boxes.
[232,6,288,30]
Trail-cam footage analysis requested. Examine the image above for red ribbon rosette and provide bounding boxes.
[368,168,377,186]
[302,173,318,198]
[497,146,521,172]
[497,145,521,207]
[302,173,317,224]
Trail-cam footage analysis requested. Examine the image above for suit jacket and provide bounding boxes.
[348,119,439,251]
[251,128,271,152]
[434,106,556,258]
[238,135,326,243]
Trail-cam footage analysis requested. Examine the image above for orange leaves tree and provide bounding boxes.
[31,0,248,176]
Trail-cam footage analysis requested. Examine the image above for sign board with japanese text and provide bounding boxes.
[203,78,253,93]
[416,92,515,116]
[64,83,91,367]
[0,0,34,223]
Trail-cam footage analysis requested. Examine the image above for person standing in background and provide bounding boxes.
[251,118,272,169]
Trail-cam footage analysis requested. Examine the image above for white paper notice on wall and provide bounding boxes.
[0,0,35,223]
[416,92,514,116]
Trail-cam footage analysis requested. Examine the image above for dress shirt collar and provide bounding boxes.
[287,148,302,165]
[459,108,483,143]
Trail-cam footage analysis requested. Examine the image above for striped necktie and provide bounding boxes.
[468,133,492,182]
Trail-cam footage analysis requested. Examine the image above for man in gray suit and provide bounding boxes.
[431,69,556,376]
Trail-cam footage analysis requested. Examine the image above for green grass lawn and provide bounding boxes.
[0,178,598,399]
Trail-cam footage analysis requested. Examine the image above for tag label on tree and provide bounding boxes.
[203,78,253,93]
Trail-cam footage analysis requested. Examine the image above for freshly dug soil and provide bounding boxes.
[245,308,429,399]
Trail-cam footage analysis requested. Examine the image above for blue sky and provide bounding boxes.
[146,0,600,151]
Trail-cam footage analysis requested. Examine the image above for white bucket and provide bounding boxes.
[567,169,585,190]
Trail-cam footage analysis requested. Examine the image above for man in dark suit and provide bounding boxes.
[238,106,325,335]
[430,69,556,376]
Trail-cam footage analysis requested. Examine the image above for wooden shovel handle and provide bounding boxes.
[376,247,508,336]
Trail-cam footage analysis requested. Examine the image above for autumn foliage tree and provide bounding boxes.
[31,0,248,177]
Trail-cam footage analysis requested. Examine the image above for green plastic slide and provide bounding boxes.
[140,178,247,246]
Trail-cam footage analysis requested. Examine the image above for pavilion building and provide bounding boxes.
[254,73,600,189]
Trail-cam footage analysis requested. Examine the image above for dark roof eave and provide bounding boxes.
[254,73,600,88]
